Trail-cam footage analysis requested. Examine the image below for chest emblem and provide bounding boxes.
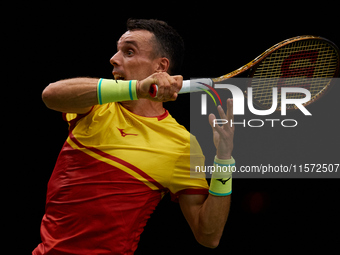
[117,127,138,137]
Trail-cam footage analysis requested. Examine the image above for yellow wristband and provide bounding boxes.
[97,78,138,105]
[209,156,235,196]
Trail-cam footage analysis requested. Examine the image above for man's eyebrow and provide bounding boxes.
[117,40,139,48]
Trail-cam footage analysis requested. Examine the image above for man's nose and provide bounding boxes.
[110,51,121,66]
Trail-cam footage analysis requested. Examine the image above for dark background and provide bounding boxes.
[8,3,339,254]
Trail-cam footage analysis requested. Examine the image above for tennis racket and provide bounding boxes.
[149,35,339,110]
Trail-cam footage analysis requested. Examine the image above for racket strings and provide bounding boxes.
[251,40,339,109]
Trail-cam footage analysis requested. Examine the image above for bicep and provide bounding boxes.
[42,78,99,114]
[179,194,207,233]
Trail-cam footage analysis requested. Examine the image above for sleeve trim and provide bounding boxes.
[170,188,209,203]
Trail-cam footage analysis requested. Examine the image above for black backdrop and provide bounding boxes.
[9,3,339,254]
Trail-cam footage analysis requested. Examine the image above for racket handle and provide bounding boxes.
[149,84,158,97]
[148,79,213,98]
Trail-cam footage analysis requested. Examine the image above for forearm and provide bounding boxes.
[197,194,231,248]
[41,73,183,113]
[181,99,234,248]
[195,155,234,248]
[42,78,99,113]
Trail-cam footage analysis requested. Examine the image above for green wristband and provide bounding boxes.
[97,78,138,105]
[209,156,235,196]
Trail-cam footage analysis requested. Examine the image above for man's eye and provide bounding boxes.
[127,50,134,56]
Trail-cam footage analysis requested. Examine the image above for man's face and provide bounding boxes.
[110,30,160,81]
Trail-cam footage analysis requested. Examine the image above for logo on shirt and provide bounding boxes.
[117,128,138,137]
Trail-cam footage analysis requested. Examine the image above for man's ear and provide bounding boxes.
[155,57,170,72]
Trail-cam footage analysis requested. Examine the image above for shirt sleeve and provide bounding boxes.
[62,106,96,130]
[169,134,209,202]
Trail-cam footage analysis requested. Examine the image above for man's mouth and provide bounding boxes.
[113,74,125,81]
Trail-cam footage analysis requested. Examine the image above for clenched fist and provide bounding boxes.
[136,72,183,102]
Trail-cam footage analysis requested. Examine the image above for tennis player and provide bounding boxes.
[33,19,235,255]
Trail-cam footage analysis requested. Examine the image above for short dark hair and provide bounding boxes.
[126,18,185,74]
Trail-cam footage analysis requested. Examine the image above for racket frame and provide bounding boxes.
[212,35,340,111]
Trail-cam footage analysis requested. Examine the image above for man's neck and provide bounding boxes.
[120,99,165,117]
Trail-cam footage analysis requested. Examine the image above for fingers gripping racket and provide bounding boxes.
[149,35,339,110]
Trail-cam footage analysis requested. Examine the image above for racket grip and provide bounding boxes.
[149,84,158,97]
[148,79,213,97]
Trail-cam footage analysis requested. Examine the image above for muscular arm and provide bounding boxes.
[42,78,99,114]
[179,194,231,248]
[180,99,235,248]
[41,73,183,114]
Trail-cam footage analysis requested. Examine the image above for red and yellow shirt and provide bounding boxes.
[33,102,209,255]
